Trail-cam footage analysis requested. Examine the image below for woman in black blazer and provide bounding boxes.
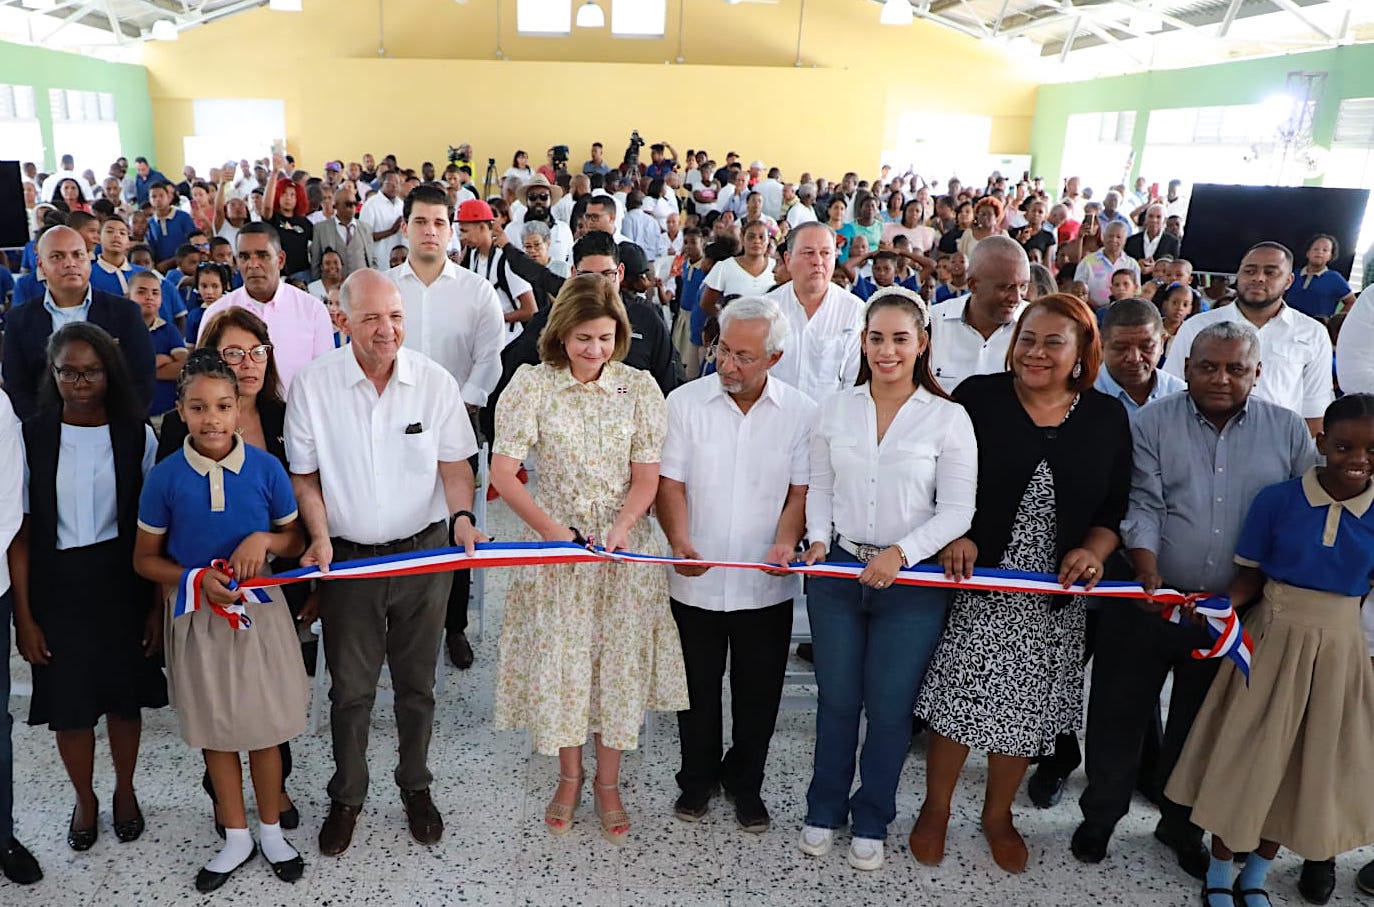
[154,306,302,837]
[911,293,1132,874]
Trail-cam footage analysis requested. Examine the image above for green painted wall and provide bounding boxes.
[0,41,154,172]
[1030,44,1374,194]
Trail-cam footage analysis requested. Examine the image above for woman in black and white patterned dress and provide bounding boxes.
[910,293,1132,874]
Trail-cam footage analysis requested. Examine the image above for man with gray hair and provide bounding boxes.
[1075,220,1139,309]
[1094,297,1185,414]
[286,268,485,857]
[1072,319,1315,873]
[927,234,1029,394]
[656,295,816,832]
[787,184,819,229]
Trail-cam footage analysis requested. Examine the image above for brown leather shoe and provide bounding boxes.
[400,788,444,845]
[983,819,1028,874]
[318,800,361,856]
[909,803,951,866]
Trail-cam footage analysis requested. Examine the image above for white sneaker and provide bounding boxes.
[798,825,833,857]
[848,837,884,871]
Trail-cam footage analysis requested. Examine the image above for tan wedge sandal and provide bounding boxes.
[544,773,584,837]
[593,779,631,846]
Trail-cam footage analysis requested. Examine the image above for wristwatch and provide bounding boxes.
[451,510,477,545]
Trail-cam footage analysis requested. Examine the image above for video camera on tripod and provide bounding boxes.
[624,130,646,180]
[551,144,570,176]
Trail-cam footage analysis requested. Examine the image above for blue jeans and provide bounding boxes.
[804,550,948,840]
[0,591,12,844]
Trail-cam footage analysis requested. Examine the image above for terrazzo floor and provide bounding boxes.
[6,497,1374,906]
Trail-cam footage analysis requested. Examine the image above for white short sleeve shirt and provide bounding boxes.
[660,375,816,611]
[766,282,865,402]
[927,294,1027,394]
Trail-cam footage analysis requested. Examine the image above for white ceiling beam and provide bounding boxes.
[44,1,103,41]
[991,0,1011,35]
[952,0,992,36]
[915,8,987,39]
[1059,14,1079,62]
[1268,0,1333,38]
[100,0,125,42]
[1079,19,1145,63]
[1217,0,1244,36]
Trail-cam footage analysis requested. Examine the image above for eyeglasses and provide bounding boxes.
[54,366,105,385]
[220,344,272,364]
[707,344,759,367]
[575,268,619,280]
[526,193,550,203]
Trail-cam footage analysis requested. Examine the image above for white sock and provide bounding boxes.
[205,826,254,873]
[259,821,298,864]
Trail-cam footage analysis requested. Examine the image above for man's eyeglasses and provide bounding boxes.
[220,344,272,364]
[526,193,551,203]
[575,268,619,280]
[707,344,759,367]
[54,367,105,385]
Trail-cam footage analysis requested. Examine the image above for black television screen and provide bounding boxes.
[0,161,28,249]
[1179,183,1369,278]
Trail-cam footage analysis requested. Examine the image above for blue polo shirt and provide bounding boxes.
[1234,469,1374,597]
[1285,269,1351,319]
[146,209,196,263]
[147,318,186,416]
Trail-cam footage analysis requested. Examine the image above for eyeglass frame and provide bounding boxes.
[219,343,273,364]
[53,366,106,385]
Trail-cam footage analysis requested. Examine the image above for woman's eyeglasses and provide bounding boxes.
[220,344,272,364]
[54,367,105,385]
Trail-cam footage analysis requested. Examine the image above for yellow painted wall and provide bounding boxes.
[142,0,1037,179]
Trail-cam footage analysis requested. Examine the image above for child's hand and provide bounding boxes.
[201,569,239,606]
[228,532,272,582]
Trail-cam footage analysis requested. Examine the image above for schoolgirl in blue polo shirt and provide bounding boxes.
[1286,234,1357,319]
[132,349,310,893]
[1166,393,1374,907]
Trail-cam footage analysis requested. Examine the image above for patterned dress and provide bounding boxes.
[493,361,689,755]
[916,460,1086,757]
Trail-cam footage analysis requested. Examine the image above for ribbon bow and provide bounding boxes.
[173,559,271,630]
[1162,594,1253,681]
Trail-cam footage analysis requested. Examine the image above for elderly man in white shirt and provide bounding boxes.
[199,222,335,390]
[286,269,484,858]
[657,296,815,833]
[767,223,864,401]
[787,185,819,229]
[1163,241,1332,433]
[927,236,1030,394]
[389,185,506,669]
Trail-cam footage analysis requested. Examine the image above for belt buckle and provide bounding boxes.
[854,542,882,563]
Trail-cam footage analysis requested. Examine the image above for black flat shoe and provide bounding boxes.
[194,844,257,894]
[1233,876,1272,906]
[1155,819,1210,881]
[1070,821,1111,863]
[279,800,300,831]
[1297,858,1336,905]
[1357,858,1374,896]
[1202,884,1235,906]
[113,806,145,843]
[67,801,98,852]
[0,837,43,885]
[267,851,305,883]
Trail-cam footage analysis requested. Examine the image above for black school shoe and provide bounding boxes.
[1297,858,1335,905]
[195,844,258,894]
[0,838,42,885]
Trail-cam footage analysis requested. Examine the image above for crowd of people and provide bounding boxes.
[2,141,1374,907]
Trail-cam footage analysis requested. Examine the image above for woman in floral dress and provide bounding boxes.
[491,273,689,845]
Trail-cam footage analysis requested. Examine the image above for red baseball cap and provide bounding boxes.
[456,199,495,223]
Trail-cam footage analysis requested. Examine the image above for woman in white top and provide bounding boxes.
[503,150,534,184]
[700,220,774,318]
[796,287,978,872]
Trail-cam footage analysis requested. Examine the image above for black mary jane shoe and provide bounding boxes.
[1201,883,1235,907]
[67,801,98,852]
[194,844,258,894]
[279,797,300,831]
[267,850,305,883]
[113,806,145,843]
[1233,876,1272,907]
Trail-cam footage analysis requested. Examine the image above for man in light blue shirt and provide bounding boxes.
[1094,297,1186,416]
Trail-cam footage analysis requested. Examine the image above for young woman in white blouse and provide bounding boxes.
[797,286,978,871]
[699,220,775,318]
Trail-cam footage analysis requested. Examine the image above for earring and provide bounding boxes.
[1071,362,1082,379]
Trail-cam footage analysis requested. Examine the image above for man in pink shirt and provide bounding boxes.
[200,221,334,389]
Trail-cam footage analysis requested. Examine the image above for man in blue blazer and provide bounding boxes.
[3,227,155,421]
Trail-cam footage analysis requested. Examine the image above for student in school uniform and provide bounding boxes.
[134,349,310,893]
[9,323,166,853]
[129,270,188,424]
[1166,393,1374,907]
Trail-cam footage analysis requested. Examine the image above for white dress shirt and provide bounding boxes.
[622,208,664,258]
[22,425,156,550]
[766,282,865,402]
[200,281,336,391]
[755,178,785,220]
[660,375,817,611]
[388,259,506,406]
[551,193,575,225]
[359,191,406,268]
[1161,302,1333,419]
[806,385,977,563]
[786,203,818,229]
[1337,284,1374,395]
[927,294,1027,394]
[0,395,23,595]
[285,345,478,545]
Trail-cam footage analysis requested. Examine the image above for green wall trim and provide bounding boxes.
[1031,44,1374,194]
[0,40,154,172]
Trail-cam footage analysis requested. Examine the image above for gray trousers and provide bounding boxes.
[321,520,452,806]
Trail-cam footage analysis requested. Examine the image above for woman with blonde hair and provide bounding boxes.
[491,274,688,845]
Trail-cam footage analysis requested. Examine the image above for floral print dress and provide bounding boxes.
[493,361,689,754]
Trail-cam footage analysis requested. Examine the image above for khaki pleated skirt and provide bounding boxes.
[164,580,309,753]
[1165,581,1374,858]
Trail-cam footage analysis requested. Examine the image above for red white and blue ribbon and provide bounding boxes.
[175,540,1253,680]
[174,559,271,630]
